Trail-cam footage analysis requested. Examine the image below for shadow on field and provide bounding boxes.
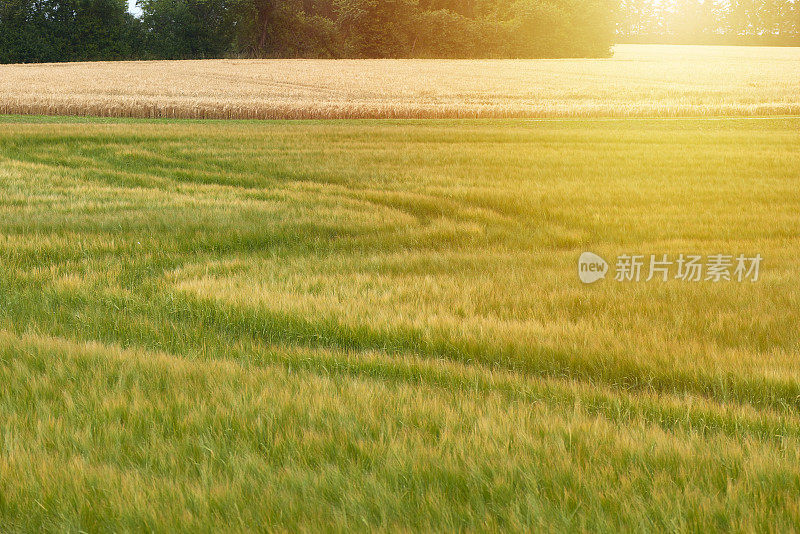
[3,268,799,416]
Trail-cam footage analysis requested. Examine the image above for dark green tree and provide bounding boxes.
[138,0,243,58]
[0,0,142,63]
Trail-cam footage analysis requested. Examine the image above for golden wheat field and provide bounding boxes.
[2,44,799,119]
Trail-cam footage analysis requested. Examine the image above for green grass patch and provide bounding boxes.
[0,117,799,531]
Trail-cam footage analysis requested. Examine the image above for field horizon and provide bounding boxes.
[2,44,799,120]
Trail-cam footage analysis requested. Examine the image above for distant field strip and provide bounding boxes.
[1,45,799,119]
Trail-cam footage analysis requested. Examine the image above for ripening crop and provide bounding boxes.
[1,45,799,119]
[1,115,799,531]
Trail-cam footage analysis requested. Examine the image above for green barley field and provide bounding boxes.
[1,115,799,532]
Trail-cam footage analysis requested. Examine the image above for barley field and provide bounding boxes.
[0,114,799,531]
[1,45,799,119]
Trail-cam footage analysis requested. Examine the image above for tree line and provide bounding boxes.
[0,0,616,63]
[619,0,800,45]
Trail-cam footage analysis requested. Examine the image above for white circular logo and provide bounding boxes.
[578,252,608,284]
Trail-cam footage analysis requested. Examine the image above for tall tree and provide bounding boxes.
[0,0,141,63]
[138,0,242,58]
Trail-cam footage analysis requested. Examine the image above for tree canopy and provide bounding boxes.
[1,0,617,62]
[0,0,141,62]
[3,0,798,64]
[619,0,800,45]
